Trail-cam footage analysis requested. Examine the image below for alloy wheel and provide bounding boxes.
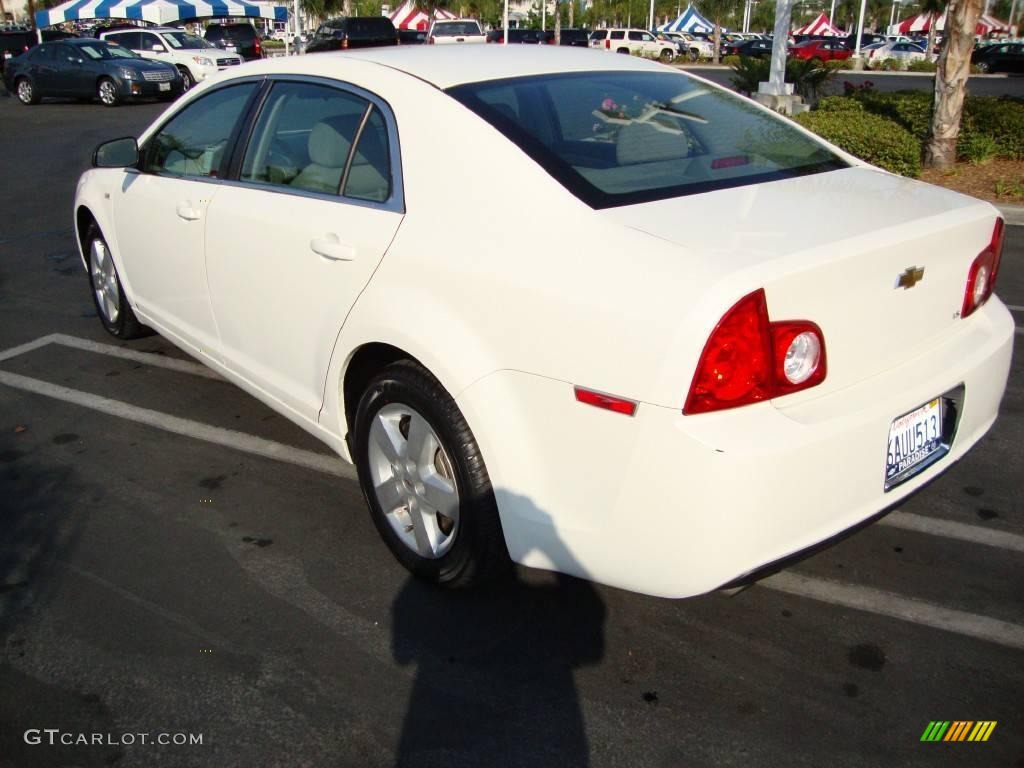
[16,79,33,104]
[98,80,117,106]
[367,403,460,559]
[90,238,120,324]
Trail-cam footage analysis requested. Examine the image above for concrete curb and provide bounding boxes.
[995,204,1024,226]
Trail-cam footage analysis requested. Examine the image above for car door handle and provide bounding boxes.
[176,203,201,221]
[310,235,355,262]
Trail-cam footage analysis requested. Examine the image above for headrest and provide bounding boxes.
[307,115,360,168]
[616,121,690,166]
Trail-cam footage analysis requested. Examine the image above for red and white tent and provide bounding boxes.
[793,13,844,36]
[891,11,1008,35]
[388,1,457,30]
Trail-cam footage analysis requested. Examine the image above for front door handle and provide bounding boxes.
[310,234,355,262]
[176,202,201,221]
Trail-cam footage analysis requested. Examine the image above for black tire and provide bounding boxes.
[353,360,510,588]
[659,48,675,63]
[975,61,991,74]
[177,66,195,92]
[85,224,148,339]
[616,47,630,54]
[688,48,699,62]
[15,77,39,105]
[97,77,121,107]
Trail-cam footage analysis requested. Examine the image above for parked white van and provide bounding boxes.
[100,26,243,91]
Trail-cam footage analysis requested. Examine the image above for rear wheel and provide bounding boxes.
[353,360,510,588]
[85,224,148,339]
[688,47,699,61]
[660,48,675,63]
[97,77,120,107]
[15,77,38,105]
[616,47,630,54]
[975,61,991,73]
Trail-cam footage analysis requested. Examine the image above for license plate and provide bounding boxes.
[158,82,170,91]
[225,45,236,52]
[884,398,944,489]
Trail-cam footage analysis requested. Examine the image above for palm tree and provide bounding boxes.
[700,0,741,62]
[924,0,983,167]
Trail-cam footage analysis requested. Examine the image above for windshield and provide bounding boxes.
[433,22,481,35]
[160,31,211,49]
[79,42,138,60]
[448,71,846,209]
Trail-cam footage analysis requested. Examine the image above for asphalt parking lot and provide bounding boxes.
[1,87,1022,768]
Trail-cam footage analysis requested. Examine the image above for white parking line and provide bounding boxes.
[50,333,223,380]
[879,511,1024,554]
[0,369,357,481]
[759,572,1024,651]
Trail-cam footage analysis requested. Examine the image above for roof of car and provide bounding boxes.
[235,46,663,90]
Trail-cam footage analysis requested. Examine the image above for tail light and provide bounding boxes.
[605,39,610,49]
[254,39,261,56]
[684,289,826,415]
[340,38,349,49]
[961,218,1005,319]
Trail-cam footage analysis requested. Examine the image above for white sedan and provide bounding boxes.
[74,48,1013,598]
[867,41,928,65]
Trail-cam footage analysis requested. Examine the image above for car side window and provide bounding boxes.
[144,83,257,178]
[142,33,162,50]
[610,31,625,40]
[31,44,53,61]
[240,81,371,196]
[343,107,391,203]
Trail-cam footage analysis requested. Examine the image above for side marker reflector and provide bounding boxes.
[574,386,638,417]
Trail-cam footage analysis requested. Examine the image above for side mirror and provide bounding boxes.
[152,44,165,52]
[93,136,139,169]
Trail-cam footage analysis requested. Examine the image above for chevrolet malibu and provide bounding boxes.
[73,48,1014,598]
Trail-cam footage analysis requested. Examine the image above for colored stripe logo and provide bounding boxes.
[921,721,997,742]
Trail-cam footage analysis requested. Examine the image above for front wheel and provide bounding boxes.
[85,224,147,339]
[97,77,120,107]
[353,360,510,588]
[660,48,675,63]
[975,61,991,73]
[177,66,195,91]
[15,77,39,105]
[688,48,699,62]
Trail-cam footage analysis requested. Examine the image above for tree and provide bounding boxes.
[919,0,946,61]
[924,0,983,167]
[700,0,740,62]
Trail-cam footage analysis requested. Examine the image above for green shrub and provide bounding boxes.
[795,109,922,177]
[958,133,999,164]
[721,55,741,67]
[851,89,932,141]
[964,96,1024,160]
[906,58,937,72]
[816,95,864,112]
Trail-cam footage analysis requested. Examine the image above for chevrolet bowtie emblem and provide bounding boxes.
[897,266,925,290]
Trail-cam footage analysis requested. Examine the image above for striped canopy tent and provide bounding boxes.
[658,5,714,34]
[388,1,456,31]
[891,11,1008,35]
[35,0,287,28]
[793,12,844,36]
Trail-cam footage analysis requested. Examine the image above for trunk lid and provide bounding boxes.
[602,166,1000,400]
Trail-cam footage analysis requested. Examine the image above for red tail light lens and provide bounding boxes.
[574,387,638,416]
[961,218,1004,319]
[605,39,610,49]
[340,38,349,49]
[684,289,826,415]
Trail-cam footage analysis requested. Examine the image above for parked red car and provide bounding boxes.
[787,38,852,61]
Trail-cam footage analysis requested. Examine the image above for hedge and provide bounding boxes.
[794,109,922,177]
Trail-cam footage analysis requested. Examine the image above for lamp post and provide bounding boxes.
[649,0,655,30]
[852,0,867,67]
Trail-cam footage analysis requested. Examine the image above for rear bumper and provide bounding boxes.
[456,298,1014,598]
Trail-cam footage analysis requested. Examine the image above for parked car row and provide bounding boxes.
[588,28,679,62]
[3,38,182,105]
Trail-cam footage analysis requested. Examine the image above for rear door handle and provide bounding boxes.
[310,234,355,262]
[176,202,201,221]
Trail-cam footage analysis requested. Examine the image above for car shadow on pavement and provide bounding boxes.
[390,499,605,768]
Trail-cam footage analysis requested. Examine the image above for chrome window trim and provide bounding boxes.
[134,73,405,215]
[231,75,405,215]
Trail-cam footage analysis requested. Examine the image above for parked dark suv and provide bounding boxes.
[305,16,398,53]
[2,29,78,74]
[204,23,263,61]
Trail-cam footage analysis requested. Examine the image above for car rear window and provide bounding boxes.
[447,71,847,209]
[433,21,481,35]
[347,17,396,35]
